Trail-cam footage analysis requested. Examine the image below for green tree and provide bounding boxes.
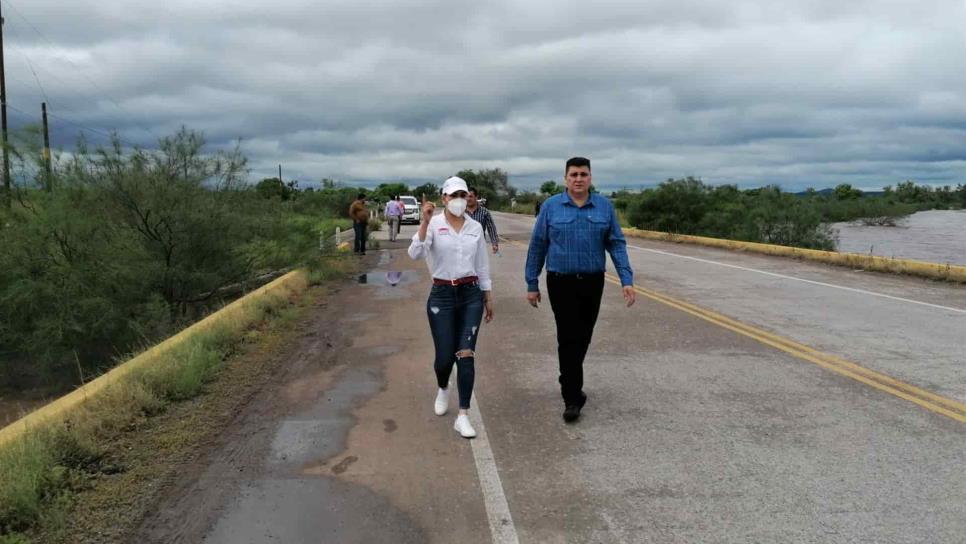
[413,183,440,201]
[456,168,515,208]
[256,177,295,200]
[540,181,564,195]
[895,180,926,203]
[833,183,863,200]
[373,182,409,201]
[626,177,708,234]
[0,128,259,387]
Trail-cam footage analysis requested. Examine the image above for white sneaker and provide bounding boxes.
[434,388,449,416]
[453,414,477,438]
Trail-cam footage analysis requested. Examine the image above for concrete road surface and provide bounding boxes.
[138,216,965,544]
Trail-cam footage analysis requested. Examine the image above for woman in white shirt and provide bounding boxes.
[408,176,494,438]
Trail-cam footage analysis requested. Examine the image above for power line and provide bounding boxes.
[7,42,47,103]
[7,101,121,143]
[1,0,162,142]
[3,70,36,92]
[3,43,147,148]
[43,110,117,142]
[4,102,34,124]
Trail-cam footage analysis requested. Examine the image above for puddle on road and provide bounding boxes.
[357,270,413,287]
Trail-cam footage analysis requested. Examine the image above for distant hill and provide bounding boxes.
[794,188,885,197]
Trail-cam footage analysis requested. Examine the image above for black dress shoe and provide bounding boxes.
[563,404,581,423]
[562,393,588,423]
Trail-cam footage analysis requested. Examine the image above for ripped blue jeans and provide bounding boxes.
[427,282,485,409]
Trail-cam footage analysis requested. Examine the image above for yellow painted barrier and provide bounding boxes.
[623,228,966,283]
[0,270,309,448]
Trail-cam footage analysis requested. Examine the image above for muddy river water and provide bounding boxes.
[832,209,966,265]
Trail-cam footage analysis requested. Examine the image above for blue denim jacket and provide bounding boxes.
[525,191,634,292]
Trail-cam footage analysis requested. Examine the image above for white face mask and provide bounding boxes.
[446,198,467,217]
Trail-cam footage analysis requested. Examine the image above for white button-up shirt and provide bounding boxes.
[408,213,492,291]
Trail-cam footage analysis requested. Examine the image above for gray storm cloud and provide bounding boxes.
[4,0,966,190]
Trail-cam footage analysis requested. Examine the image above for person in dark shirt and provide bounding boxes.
[466,187,499,254]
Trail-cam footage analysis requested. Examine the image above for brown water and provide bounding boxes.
[833,210,966,265]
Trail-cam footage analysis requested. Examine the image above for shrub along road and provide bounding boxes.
[136,220,963,543]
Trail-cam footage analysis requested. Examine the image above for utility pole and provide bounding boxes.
[278,164,282,182]
[42,102,52,191]
[0,4,10,207]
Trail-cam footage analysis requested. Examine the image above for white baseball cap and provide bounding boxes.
[441,176,469,196]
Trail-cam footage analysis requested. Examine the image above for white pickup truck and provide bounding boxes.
[399,195,421,224]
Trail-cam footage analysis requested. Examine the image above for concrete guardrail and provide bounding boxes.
[0,270,309,448]
[623,228,966,283]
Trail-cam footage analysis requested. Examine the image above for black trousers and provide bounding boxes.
[546,271,605,405]
[353,222,367,253]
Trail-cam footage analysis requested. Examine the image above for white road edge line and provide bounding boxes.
[497,211,965,314]
[626,245,966,315]
[468,400,520,544]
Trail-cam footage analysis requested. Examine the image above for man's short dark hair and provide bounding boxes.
[565,157,591,172]
[357,192,366,200]
[468,186,479,196]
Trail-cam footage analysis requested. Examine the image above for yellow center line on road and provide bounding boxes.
[602,274,966,423]
[500,236,965,422]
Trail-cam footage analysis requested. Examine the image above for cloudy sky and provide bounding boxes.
[5,0,966,191]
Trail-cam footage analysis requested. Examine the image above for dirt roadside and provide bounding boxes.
[22,263,359,543]
[129,243,489,543]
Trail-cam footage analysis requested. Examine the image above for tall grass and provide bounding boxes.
[0,273,324,539]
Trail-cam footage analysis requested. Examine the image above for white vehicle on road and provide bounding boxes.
[399,195,420,224]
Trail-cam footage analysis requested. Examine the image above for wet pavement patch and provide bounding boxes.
[365,345,400,357]
[343,312,376,322]
[204,355,426,542]
[269,364,383,468]
[203,478,426,543]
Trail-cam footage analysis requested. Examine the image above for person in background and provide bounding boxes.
[524,157,635,423]
[349,193,369,255]
[384,195,404,242]
[466,187,499,254]
[395,195,405,237]
[409,176,494,439]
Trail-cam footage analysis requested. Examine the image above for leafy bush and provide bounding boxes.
[625,179,837,250]
[0,128,351,393]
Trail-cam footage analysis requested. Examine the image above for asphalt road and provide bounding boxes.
[140,215,965,544]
